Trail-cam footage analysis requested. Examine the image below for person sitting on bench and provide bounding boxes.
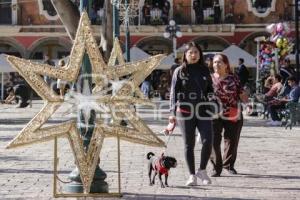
[267,76,300,126]
[1,84,30,108]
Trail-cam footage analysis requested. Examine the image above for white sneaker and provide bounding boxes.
[195,169,212,185]
[196,132,201,143]
[185,175,197,186]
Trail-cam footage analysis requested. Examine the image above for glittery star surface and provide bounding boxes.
[6,12,165,194]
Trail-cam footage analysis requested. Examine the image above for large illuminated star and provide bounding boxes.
[104,38,161,136]
[104,37,153,103]
[106,37,154,126]
[6,12,165,193]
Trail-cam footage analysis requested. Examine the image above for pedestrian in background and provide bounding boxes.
[279,58,296,97]
[280,58,295,84]
[210,53,248,177]
[213,0,221,24]
[169,42,214,186]
[43,54,55,86]
[141,75,152,98]
[56,59,68,98]
[236,58,249,87]
[170,58,180,79]
[267,76,300,126]
[193,0,203,24]
[206,57,214,74]
[1,84,30,108]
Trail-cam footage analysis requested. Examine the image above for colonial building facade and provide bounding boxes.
[0,0,295,60]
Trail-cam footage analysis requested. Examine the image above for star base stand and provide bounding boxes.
[53,137,122,198]
[64,167,109,193]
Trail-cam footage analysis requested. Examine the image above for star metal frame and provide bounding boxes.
[6,11,165,196]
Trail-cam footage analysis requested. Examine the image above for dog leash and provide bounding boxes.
[158,117,177,155]
[160,129,175,155]
[158,130,171,155]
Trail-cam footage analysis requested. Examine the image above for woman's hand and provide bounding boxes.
[164,116,176,135]
[168,116,176,124]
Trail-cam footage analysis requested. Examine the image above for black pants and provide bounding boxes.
[269,104,285,121]
[177,111,213,175]
[210,115,243,174]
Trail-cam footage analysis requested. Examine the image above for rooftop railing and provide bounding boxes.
[0,5,294,27]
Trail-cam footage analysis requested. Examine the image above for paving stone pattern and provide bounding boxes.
[0,100,299,200]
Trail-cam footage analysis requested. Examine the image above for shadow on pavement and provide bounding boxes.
[0,168,70,174]
[0,156,53,162]
[238,173,300,180]
[142,117,278,128]
[0,136,14,142]
[218,184,300,191]
[0,118,71,125]
[123,193,258,200]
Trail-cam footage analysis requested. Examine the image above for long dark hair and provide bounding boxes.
[181,42,205,74]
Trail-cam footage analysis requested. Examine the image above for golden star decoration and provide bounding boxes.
[6,11,165,194]
[107,37,153,124]
[107,37,152,102]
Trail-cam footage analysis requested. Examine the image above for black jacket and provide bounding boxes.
[237,64,249,86]
[170,63,213,116]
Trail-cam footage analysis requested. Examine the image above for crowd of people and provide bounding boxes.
[167,42,249,186]
[1,54,70,108]
[0,71,31,108]
[255,58,300,126]
[142,0,170,25]
[193,0,221,24]
[141,0,222,25]
[1,84,31,108]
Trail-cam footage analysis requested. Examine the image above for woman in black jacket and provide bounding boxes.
[169,42,214,186]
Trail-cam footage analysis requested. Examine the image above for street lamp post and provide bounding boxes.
[125,0,130,62]
[254,36,266,94]
[65,0,108,193]
[113,0,120,38]
[294,0,300,81]
[163,20,182,59]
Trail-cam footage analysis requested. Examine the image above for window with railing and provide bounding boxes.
[202,0,215,22]
[38,0,59,20]
[142,0,171,25]
[140,0,222,25]
[251,0,272,13]
[42,0,56,17]
[247,0,276,18]
[0,0,12,24]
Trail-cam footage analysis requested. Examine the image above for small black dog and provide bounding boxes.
[147,152,177,188]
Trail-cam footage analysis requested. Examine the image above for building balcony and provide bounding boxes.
[0,22,277,38]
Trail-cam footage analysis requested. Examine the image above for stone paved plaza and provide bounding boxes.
[0,100,299,200]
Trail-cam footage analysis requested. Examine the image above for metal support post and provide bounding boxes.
[64,0,108,193]
[295,0,300,80]
[125,0,130,62]
[113,0,120,38]
[173,37,177,59]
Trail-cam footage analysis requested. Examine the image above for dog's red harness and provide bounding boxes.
[153,158,168,175]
